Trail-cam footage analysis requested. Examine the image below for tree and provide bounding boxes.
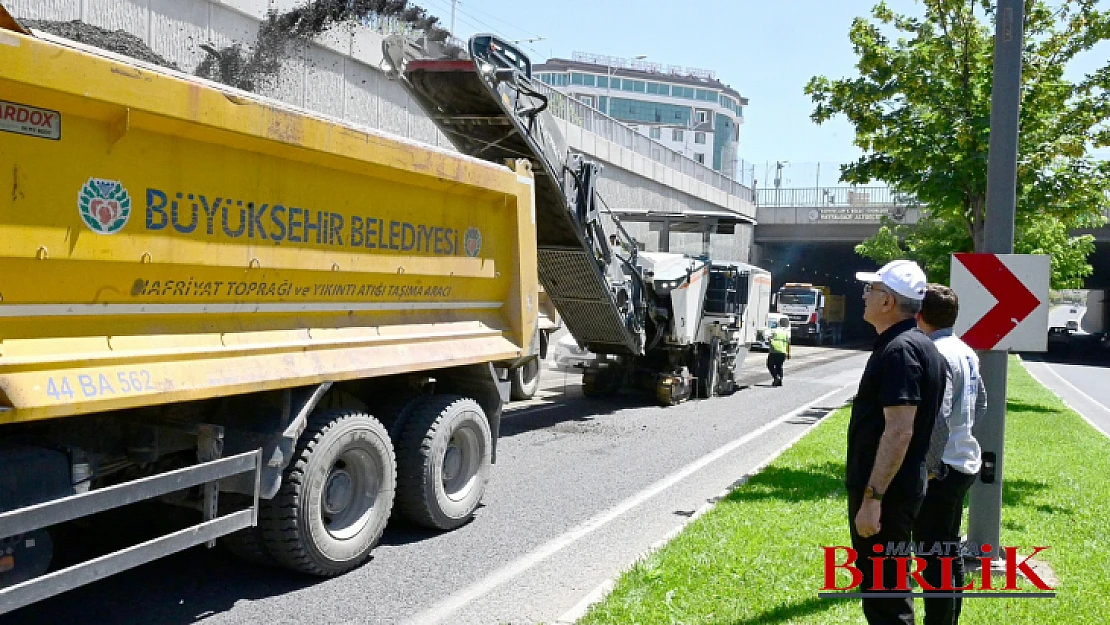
[806,0,1110,287]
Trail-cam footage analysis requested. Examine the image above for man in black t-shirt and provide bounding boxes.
[848,259,946,624]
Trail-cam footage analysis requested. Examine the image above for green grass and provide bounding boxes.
[579,357,1110,624]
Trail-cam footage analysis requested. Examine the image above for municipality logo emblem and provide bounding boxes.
[78,178,131,234]
[463,227,482,258]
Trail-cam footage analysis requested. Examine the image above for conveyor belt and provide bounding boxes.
[400,35,643,355]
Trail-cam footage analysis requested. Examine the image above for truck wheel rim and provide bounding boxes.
[321,447,381,541]
[442,416,482,502]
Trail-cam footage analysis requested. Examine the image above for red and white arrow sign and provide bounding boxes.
[951,254,1050,352]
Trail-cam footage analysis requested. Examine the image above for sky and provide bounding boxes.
[412,0,1109,177]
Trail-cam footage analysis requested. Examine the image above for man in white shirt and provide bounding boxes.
[914,284,985,625]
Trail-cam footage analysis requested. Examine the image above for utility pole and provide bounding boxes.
[450,0,457,38]
[968,0,1024,561]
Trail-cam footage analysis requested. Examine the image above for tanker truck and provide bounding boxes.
[0,11,540,612]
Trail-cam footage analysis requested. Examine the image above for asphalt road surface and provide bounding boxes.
[3,345,869,625]
[1022,354,1110,437]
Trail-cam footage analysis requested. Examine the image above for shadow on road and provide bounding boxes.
[786,406,838,426]
[499,397,639,438]
[1024,341,1110,367]
[1,504,465,625]
[1,512,318,625]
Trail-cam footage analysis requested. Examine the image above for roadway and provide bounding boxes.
[4,345,870,625]
[1021,353,1110,438]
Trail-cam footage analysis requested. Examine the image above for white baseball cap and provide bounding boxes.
[856,260,927,300]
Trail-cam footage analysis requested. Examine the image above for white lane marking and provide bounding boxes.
[0,301,502,317]
[403,383,854,625]
[1023,360,1110,439]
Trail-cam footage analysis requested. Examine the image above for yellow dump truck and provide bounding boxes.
[0,10,539,611]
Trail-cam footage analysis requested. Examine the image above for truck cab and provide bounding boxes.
[774,283,844,346]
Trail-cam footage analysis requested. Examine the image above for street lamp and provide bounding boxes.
[774,160,789,206]
[607,54,647,118]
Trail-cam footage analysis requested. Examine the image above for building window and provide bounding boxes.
[694,131,706,144]
[577,94,595,107]
[605,99,693,126]
[571,73,584,85]
[649,126,661,140]
[696,110,709,124]
[672,129,684,142]
[597,76,608,88]
[694,153,705,164]
[610,78,620,90]
[583,74,596,86]
[673,86,695,99]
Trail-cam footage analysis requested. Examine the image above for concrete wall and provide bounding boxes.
[10,0,453,148]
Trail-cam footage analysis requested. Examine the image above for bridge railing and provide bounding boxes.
[531,81,756,203]
[756,186,916,207]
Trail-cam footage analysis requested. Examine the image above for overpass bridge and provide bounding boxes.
[753,185,1110,316]
[754,186,922,243]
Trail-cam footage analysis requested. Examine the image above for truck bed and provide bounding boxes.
[0,28,537,423]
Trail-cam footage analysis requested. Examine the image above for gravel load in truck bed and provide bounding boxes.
[21,19,179,70]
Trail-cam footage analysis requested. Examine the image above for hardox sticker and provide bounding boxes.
[0,100,61,140]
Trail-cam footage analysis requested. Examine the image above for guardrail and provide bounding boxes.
[756,186,916,208]
[531,81,756,203]
[0,450,262,615]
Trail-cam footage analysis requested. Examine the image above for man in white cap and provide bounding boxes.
[847,259,947,624]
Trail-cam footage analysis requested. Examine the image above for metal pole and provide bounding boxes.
[450,0,457,38]
[968,0,1024,562]
[606,62,612,117]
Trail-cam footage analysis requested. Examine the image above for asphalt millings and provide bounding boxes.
[21,19,179,70]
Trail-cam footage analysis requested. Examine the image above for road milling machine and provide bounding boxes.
[393,35,762,405]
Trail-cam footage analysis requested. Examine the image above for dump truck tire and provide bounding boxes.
[509,358,542,400]
[396,395,491,530]
[221,493,278,567]
[260,410,395,576]
[223,523,277,567]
